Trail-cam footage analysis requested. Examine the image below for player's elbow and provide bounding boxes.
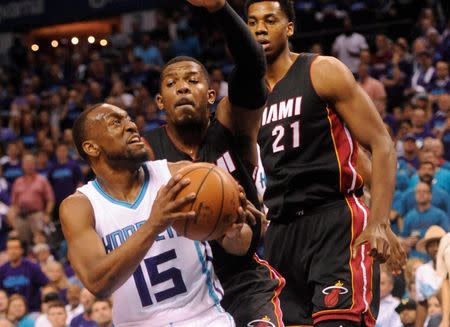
[85,280,114,299]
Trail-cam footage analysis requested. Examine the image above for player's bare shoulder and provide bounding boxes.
[310,55,356,100]
[59,191,95,229]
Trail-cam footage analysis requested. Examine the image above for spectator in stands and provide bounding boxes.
[395,298,417,327]
[376,267,402,327]
[65,285,82,324]
[1,141,22,187]
[0,236,48,312]
[0,318,13,327]
[6,294,35,327]
[36,150,51,178]
[436,231,450,327]
[9,153,55,244]
[398,133,420,170]
[415,226,446,327]
[332,16,368,75]
[426,138,450,170]
[401,182,448,259]
[410,107,434,147]
[133,34,163,70]
[398,161,450,219]
[424,295,443,327]
[44,261,70,304]
[47,144,82,220]
[35,290,61,327]
[409,150,450,194]
[428,61,450,97]
[358,61,388,116]
[410,50,435,94]
[69,288,96,327]
[0,290,8,319]
[431,93,450,136]
[91,299,112,327]
[47,301,68,327]
[372,33,393,80]
[169,25,201,58]
[33,243,54,272]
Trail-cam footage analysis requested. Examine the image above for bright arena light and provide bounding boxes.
[51,40,59,48]
[99,39,108,46]
[31,44,39,51]
[88,36,95,44]
[71,37,79,45]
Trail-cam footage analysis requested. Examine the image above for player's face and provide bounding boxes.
[157,61,215,129]
[84,104,148,168]
[247,1,294,63]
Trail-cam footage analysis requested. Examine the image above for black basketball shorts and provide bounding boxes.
[263,195,380,326]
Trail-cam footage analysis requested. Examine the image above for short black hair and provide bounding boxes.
[160,56,210,87]
[7,236,27,254]
[72,104,104,162]
[245,0,296,24]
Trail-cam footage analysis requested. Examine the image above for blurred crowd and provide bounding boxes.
[0,0,448,326]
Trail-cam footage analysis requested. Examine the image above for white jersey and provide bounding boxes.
[77,160,234,327]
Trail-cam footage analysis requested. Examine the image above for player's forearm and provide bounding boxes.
[213,2,265,75]
[442,279,450,325]
[368,139,396,225]
[79,222,159,298]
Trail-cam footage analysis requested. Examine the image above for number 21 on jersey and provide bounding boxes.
[272,120,300,153]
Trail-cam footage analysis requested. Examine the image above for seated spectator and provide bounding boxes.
[395,298,417,327]
[410,107,434,148]
[376,267,402,326]
[133,34,163,70]
[404,258,425,300]
[398,133,420,170]
[44,262,69,304]
[47,301,68,327]
[33,243,54,272]
[430,93,450,136]
[428,61,450,97]
[64,285,82,324]
[169,25,201,58]
[91,299,112,327]
[0,318,13,327]
[426,138,450,171]
[6,294,35,327]
[410,50,435,94]
[0,290,8,319]
[408,150,450,194]
[414,226,447,327]
[1,141,23,187]
[424,295,443,327]
[0,236,48,312]
[35,290,60,327]
[69,288,96,327]
[398,161,450,219]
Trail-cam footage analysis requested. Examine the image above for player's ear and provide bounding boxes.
[287,22,294,38]
[207,89,216,105]
[155,93,165,110]
[82,140,100,159]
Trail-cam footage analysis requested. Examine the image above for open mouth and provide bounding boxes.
[128,135,143,144]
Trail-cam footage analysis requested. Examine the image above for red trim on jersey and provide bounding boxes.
[253,254,286,327]
[311,195,375,327]
[326,108,364,193]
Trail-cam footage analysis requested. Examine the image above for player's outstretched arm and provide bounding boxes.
[311,55,406,273]
[60,176,196,298]
[188,0,267,167]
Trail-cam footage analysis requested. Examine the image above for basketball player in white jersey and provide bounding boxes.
[60,103,250,327]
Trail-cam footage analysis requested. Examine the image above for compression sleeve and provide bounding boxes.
[212,2,267,109]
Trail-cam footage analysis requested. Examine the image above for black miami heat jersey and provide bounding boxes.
[258,53,364,222]
[143,120,262,278]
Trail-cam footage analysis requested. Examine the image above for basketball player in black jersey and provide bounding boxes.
[143,1,285,326]
[244,1,407,327]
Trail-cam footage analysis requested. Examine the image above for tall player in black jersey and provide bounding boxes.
[144,0,285,326]
[245,1,407,327]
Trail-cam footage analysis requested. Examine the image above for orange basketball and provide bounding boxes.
[172,162,240,241]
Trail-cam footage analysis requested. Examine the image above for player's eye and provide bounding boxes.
[248,20,256,26]
[112,119,121,125]
[266,18,276,24]
[189,79,199,84]
[166,81,175,87]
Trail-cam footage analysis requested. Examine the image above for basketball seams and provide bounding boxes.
[184,166,216,238]
[202,168,225,241]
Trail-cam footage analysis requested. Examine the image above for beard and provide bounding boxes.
[104,147,149,170]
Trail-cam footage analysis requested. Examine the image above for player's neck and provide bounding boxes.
[166,123,209,160]
[266,50,299,91]
[95,165,144,204]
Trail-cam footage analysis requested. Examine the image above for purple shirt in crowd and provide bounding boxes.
[47,161,82,204]
[0,258,49,311]
[70,313,97,327]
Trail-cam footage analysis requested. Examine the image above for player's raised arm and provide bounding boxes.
[60,177,196,298]
[310,55,406,272]
[187,0,267,165]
